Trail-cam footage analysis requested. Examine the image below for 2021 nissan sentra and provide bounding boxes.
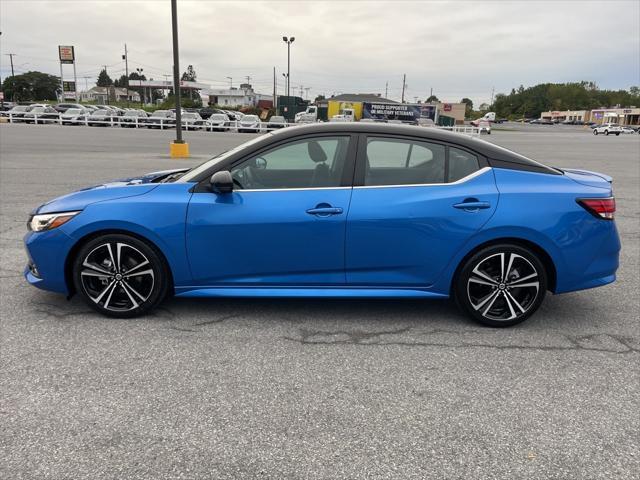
[24,123,620,327]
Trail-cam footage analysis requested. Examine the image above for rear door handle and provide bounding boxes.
[453,201,491,210]
[306,206,343,216]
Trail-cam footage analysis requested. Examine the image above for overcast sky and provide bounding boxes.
[1,0,638,105]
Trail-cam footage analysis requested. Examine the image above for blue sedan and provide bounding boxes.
[24,123,620,327]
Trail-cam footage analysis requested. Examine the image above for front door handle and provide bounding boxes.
[306,204,343,216]
[453,200,491,211]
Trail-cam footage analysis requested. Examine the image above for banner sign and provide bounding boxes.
[363,103,420,121]
[63,81,76,92]
[58,45,75,64]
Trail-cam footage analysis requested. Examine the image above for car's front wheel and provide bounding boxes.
[455,244,547,327]
[72,234,170,318]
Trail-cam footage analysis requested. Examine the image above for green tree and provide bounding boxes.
[426,95,439,103]
[96,69,113,87]
[460,97,474,117]
[2,71,60,101]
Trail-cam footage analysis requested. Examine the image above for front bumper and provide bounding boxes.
[23,228,76,294]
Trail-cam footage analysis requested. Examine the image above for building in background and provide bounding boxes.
[79,86,140,104]
[590,107,640,125]
[201,83,272,108]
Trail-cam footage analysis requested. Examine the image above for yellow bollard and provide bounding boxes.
[170,141,190,158]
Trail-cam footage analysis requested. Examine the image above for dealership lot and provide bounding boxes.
[1,124,638,479]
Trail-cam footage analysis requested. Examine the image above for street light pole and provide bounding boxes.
[171,0,184,149]
[136,68,144,107]
[282,36,294,97]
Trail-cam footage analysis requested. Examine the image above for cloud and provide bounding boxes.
[1,0,638,105]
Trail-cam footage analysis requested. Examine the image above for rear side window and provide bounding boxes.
[449,148,479,182]
[365,138,445,186]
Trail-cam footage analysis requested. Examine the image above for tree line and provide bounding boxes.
[489,82,639,119]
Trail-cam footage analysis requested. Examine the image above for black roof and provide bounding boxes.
[186,122,558,183]
[268,122,557,173]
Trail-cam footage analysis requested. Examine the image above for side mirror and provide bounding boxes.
[209,171,233,194]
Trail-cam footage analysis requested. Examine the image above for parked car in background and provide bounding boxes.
[267,116,287,129]
[198,107,226,120]
[197,113,230,132]
[22,106,60,124]
[237,114,261,133]
[54,103,84,113]
[530,118,553,125]
[181,112,203,130]
[119,109,148,127]
[0,101,16,112]
[86,109,119,127]
[146,110,176,129]
[621,126,638,134]
[60,108,87,125]
[83,105,100,112]
[224,110,243,122]
[4,105,33,121]
[593,123,622,136]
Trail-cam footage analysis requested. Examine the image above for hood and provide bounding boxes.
[561,168,612,190]
[36,168,190,214]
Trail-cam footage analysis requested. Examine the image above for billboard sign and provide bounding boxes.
[58,45,75,64]
[63,81,76,92]
[363,103,420,122]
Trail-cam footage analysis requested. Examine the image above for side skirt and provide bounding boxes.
[174,286,449,299]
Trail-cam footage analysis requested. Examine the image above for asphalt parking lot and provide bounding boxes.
[1,123,639,479]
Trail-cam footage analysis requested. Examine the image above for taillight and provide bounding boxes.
[578,197,616,220]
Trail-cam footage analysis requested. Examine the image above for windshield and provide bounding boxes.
[270,116,284,122]
[183,113,197,119]
[178,134,273,182]
[93,110,108,115]
[124,111,141,116]
[11,106,30,112]
[66,109,82,114]
[243,115,259,121]
[152,111,170,117]
[211,114,226,120]
[31,107,46,113]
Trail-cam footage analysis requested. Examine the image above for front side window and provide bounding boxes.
[230,136,350,190]
[365,137,445,186]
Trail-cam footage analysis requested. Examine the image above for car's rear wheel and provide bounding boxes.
[72,234,169,318]
[593,129,598,135]
[605,130,609,135]
[455,244,547,327]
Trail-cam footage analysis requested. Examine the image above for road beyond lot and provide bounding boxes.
[1,124,639,479]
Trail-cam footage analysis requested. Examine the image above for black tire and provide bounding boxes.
[454,244,547,327]
[605,130,609,136]
[72,233,170,318]
[615,133,620,136]
[593,130,598,135]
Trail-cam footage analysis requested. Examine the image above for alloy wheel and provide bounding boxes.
[80,242,155,312]
[466,252,540,322]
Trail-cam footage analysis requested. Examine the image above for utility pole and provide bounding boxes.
[401,73,406,103]
[123,44,129,107]
[490,86,495,107]
[226,76,232,88]
[385,81,388,99]
[273,67,277,110]
[429,87,433,99]
[245,75,251,85]
[82,76,90,92]
[304,87,310,100]
[6,53,15,77]
[299,85,304,97]
[170,0,186,156]
[136,68,144,106]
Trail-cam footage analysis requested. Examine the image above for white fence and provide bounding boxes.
[4,113,482,137]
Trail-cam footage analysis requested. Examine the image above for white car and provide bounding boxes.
[477,119,491,135]
[237,114,261,133]
[621,126,637,134]
[180,112,203,130]
[593,123,622,136]
[60,108,87,125]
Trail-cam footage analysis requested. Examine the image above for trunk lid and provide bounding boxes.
[561,168,612,190]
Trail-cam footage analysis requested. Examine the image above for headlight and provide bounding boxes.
[28,211,81,232]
